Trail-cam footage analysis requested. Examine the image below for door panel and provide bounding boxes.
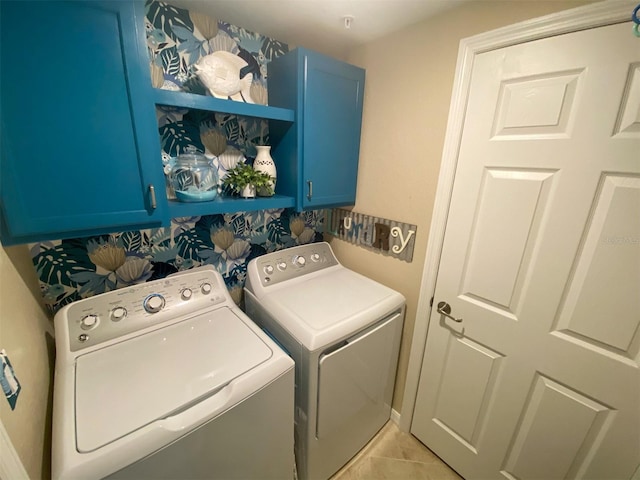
[555,174,640,358]
[502,374,613,480]
[613,63,640,138]
[492,70,583,139]
[411,22,640,479]
[462,168,556,312]
[432,336,504,450]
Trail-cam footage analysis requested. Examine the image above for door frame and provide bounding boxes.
[0,418,29,479]
[399,0,637,432]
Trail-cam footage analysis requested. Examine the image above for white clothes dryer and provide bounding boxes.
[52,265,295,480]
[244,242,405,480]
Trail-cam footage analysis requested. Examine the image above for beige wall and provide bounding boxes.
[0,242,54,479]
[330,0,594,412]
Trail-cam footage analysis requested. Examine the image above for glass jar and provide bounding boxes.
[170,146,218,202]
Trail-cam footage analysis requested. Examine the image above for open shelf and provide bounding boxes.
[155,89,297,219]
[153,89,295,122]
[167,194,295,218]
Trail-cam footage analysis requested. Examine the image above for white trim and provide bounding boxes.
[0,418,29,480]
[399,0,636,433]
[389,408,401,425]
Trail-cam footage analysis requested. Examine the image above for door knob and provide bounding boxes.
[437,301,463,323]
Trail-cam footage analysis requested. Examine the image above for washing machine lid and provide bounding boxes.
[260,268,405,350]
[74,307,273,453]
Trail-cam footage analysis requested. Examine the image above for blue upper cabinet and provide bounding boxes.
[0,0,167,245]
[268,48,365,210]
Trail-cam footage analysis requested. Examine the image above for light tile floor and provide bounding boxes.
[330,421,463,480]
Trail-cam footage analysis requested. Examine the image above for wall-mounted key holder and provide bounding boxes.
[325,208,417,262]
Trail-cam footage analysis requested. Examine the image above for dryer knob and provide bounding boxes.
[201,283,212,295]
[181,288,193,301]
[293,255,306,267]
[143,294,165,313]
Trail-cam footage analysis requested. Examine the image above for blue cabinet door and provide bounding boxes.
[302,50,365,209]
[0,0,166,244]
[268,48,365,210]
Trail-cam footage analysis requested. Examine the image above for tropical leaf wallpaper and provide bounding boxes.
[29,0,324,315]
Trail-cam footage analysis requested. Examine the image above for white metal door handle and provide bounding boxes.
[437,301,463,323]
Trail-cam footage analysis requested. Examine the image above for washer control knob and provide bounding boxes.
[277,261,287,271]
[181,288,193,301]
[143,294,165,313]
[111,307,127,322]
[201,283,212,295]
[293,255,306,267]
[263,265,274,275]
[80,314,99,330]
[310,253,320,262]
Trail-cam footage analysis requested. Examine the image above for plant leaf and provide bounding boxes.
[120,231,142,252]
[262,38,288,62]
[159,46,181,76]
[146,1,194,42]
[267,217,288,244]
[160,120,199,155]
[232,215,248,236]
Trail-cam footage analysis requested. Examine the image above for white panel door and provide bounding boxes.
[411,22,640,480]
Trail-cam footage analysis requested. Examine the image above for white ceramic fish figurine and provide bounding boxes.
[193,51,254,103]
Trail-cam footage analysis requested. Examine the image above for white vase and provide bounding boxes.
[253,145,276,196]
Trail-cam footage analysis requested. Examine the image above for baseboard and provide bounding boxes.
[0,419,29,479]
[390,408,401,425]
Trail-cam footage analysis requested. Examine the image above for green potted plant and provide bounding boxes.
[222,162,275,198]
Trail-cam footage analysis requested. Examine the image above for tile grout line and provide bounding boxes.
[365,454,448,466]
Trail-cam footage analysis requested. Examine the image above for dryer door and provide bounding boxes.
[316,312,403,439]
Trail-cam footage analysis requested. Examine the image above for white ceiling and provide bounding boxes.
[166,0,470,57]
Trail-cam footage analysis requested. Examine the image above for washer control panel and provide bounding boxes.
[249,242,340,288]
[57,266,228,352]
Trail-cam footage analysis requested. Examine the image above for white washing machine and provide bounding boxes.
[52,265,295,480]
[244,242,405,480]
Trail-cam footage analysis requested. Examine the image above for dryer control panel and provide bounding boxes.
[246,242,340,290]
[55,266,230,352]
